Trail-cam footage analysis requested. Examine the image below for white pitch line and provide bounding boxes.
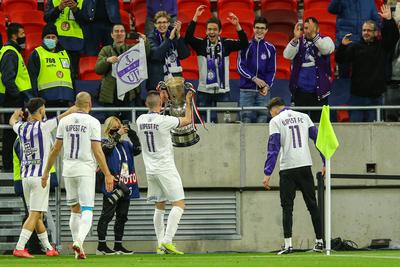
[330,254,400,260]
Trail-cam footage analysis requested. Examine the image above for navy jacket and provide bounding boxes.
[238,38,276,90]
[147,30,190,90]
[84,0,121,24]
[0,41,34,107]
[328,0,381,46]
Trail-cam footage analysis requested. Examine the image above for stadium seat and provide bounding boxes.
[276,55,291,79]
[375,0,384,9]
[219,7,254,38]
[262,9,298,39]
[303,0,331,10]
[217,0,254,11]
[120,9,131,32]
[181,55,199,80]
[8,10,45,36]
[79,56,102,81]
[131,7,146,33]
[130,0,146,12]
[266,32,289,56]
[2,0,37,14]
[260,0,297,12]
[178,7,211,38]
[229,51,240,79]
[23,33,43,62]
[178,0,211,11]
[0,11,7,44]
[303,8,336,41]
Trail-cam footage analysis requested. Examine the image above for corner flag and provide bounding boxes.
[316,105,339,160]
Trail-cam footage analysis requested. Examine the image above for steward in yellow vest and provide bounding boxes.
[27,24,74,107]
[0,23,33,107]
[44,0,86,79]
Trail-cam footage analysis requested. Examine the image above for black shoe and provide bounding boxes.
[96,244,116,255]
[114,245,134,255]
[277,246,293,255]
[313,242,324,252]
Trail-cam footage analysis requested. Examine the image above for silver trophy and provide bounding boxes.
[158,77,200,147]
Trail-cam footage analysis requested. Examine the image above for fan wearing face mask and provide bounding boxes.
[27,24,74,114]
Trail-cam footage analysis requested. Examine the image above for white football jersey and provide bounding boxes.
[56,112,101,177]
[13,118,58,178]
[269,109,314,171]
[136,113,180,175]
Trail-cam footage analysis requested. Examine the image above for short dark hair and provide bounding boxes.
[267,97,285,110]
[112,23,125,32]
[147,90,160,97]
[7,23,23,40]
[26,97,46,114]
[304,17,319,25]
[253,16,268,28]
[363,20,377,31]
[206,17,222,31]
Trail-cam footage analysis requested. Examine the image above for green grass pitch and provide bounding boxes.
[1,251,400,267]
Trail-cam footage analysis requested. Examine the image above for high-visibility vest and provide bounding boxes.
[53,0,84,39]
[0,45,32,98]
[35,46,73,91]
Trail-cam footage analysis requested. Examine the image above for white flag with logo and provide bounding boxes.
[112,39,148,101]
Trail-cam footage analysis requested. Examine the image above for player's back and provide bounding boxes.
[136,113,180,174]
[270,109,314,170]
[56,112,101,177]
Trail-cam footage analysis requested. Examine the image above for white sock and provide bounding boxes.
[284,238,292,248]
[76,210,93,245]
[16,229,33,250]
[69,212,81,242]
[162,206,184,244]
[316,239,323,244]
[37,231,53,250]
[153,209,165,246]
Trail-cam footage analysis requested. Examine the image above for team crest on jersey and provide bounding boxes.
[261,53,267,60]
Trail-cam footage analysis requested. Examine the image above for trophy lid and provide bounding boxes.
[165,77,185,88]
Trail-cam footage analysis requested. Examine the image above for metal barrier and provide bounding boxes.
[316,172,400,238]
[1,105,400,129]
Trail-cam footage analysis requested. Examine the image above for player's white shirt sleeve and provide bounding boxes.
[42,117,58,132]
[306,114,314,129]
[90,119,102,142]
[56,119,64,139]
[12,121,22,134]
[269,118,280,135]
[162,115,180,131]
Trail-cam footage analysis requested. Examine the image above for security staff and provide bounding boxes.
[44,0,86,79]
[0,23,33,172]
[28,24,74,108]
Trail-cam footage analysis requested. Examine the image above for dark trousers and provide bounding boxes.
[1,112,16,172]
[279,166,322,239]
[294,91,328,122]
[97,195,130,242]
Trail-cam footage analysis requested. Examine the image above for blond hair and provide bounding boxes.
[103,116,121,137]
[154,11,171,23]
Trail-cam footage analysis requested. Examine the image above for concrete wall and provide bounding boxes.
[62,123,400,254]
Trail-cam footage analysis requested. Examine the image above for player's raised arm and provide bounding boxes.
[178,91,193,127]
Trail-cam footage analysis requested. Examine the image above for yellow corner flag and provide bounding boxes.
[316,105,339,160]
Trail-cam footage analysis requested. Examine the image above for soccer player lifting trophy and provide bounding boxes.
[157,77,200,147]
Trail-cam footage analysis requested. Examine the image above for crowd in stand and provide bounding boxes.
[1,0,400,167]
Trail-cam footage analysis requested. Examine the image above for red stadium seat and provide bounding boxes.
[178,0,210,10]
[219,7,255,38]
[120,9,131,32]
[2,0,37,14]
[181,55,199,80]
[217,0,254,11]
[229,51,240,79]
[303,0,331,10]
[303,8,336,41]
[260,0,297,12]
[23,33,43,62]
[79,56,102,81]
[131,6,146,33]
[276,55,291,79]
[375,0,384,10]
[178,7,211,38]
[8,10,45,36]
[0,11,7,43]
[130,0,146,13]
[266,32,289,56]
[262,9,298,39]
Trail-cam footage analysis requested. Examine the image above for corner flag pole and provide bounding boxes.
[325,159,331,256]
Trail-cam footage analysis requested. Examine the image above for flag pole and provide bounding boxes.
[325,159,331,256]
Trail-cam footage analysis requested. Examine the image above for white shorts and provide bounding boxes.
[147,170,185,202]
[64,173,95,207]
[22,176,50,212]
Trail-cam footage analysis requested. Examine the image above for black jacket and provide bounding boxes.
[336,18,399,98]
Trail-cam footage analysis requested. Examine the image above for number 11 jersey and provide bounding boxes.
[56,112,101,177]
[136,113,180,175]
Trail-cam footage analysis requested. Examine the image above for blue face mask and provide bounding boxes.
[43,38,57,49]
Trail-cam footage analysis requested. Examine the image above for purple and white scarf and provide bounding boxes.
[206,37,225,89]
